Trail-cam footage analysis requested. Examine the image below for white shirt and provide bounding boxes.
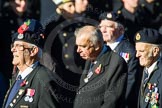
[107,35,124,50]
[17,61,39,80]
[146,61,158,78]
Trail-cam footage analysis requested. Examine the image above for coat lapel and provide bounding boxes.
[6,65,40,108]
[143,65,158,92]
[140,62,160,108]
[78,46,112,90]
[79,61,90,88]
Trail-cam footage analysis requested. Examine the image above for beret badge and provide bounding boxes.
[17,34,24,39]
[107,13,112,19]
[136,33,141,40]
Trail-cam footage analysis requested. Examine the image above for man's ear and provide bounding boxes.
[30,47,39,57]
[94,41,101,51]
[153,47,160,56]
[95,46,100,51]
[56,8,63,15]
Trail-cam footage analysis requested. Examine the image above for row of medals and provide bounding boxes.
[145,83,159,107]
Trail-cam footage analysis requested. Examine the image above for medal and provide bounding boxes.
[29,97,34,102]
[151,104,158,108]
[145,83,159,107]
[24,96,30,102]
[84,71,93,83]
[26,89,35,96]
[24,88,35,102]
[145,93,150,103]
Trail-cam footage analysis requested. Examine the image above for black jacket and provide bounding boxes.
[3,63,60,108]
[74,46,128,108]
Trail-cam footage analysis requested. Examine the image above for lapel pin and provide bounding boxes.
[95,64,102,74]
[13,99,16,104]
[18,89,24,95]
[10,103,13,107]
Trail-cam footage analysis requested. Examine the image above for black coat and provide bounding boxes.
[113,37,142,108]
[3,63,60,108]
[74,46,128,108]
[138,58,162,108]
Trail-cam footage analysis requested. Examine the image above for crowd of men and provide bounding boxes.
[0,0,162,108]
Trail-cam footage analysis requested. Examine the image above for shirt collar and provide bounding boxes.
[146,59,160,76]
[17,61,39,79]
[107,35,124,50]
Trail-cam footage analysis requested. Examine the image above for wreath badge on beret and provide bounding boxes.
[17,20,31,39]
[107,13,112,19]
[136,33,141,41]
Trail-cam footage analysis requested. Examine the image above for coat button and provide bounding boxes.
[77,91,80,94]
[63,33,67,37]
[64,43,68,47]
[64,54,69,58]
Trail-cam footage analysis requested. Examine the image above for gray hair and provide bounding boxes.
[75,25,104,47]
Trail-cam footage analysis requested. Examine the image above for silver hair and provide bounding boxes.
[75,26,104,47]
[89,29,104,47]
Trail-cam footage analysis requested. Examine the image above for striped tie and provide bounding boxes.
[143,69,149,86]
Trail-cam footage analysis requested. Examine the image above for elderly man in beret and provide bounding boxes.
[3,19,60,108]
[135,28,162,108]
[98,11,142,108]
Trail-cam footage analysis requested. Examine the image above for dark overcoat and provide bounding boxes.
[138,58,162,108]
[114,37,142,108]
[74,46,128,108]
[3,63,60,108]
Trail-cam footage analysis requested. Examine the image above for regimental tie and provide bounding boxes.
[5,75,23,108]
[143,69,149,87]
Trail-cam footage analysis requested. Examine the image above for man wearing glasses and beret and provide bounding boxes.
[98,11,142,108]
[3,19,60,108]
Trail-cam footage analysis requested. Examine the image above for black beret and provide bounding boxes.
[135,28,162,44]
[12,19,45,48]
[99,11,124,25]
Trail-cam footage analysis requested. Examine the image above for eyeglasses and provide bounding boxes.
[11,43,32,51]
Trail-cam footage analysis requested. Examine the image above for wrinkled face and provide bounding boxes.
[13,0,27,13]
[99,20,120,43]
[122,0,139,8]
[11,41,33,66]
[75,0,89,13]
[60,2,75,17]
[135,42,156,67]
[76,35,96,60]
